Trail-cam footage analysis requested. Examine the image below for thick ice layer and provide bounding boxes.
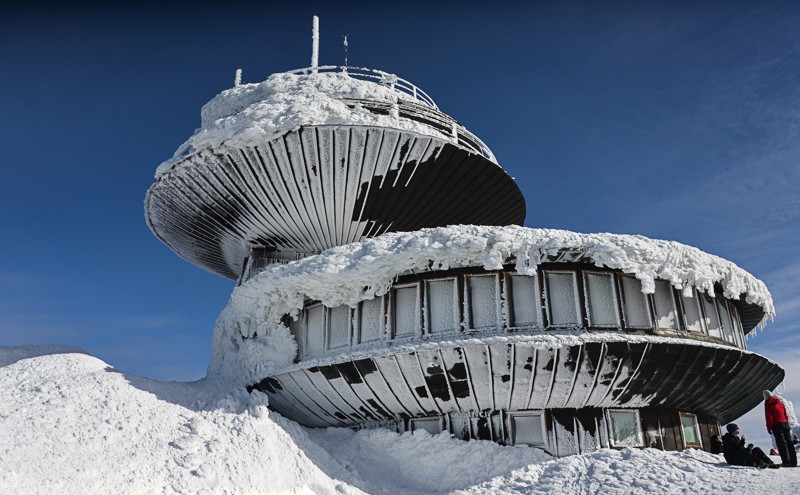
[208,225,774,382]
[155,71,451,178]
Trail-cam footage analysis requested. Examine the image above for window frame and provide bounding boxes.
[617,274,654,330]
[304,302,327,358]
[679,288,706,334]
[652,279,680,332]
[391,283,422,340]
[679,411,703,449]
[424,277,460,336]
[543,270,582,328]
[606,408,644,448]
[507,273,543,329]
[465,273,502,331]
[357,295,385,344]
[582,271,621,328]
[508,410,548,448]
[326,305,352,351]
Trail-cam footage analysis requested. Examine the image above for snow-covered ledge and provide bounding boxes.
[207,225,773,384]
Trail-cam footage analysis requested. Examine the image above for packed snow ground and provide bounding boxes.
[2,347,798,495]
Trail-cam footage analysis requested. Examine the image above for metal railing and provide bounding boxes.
[287,66,439,110]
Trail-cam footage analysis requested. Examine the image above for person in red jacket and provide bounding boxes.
[765,390,798,467]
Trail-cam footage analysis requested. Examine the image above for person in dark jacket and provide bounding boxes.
[764,390,798,467]
[710,434,724,455]
[721,423,779,468]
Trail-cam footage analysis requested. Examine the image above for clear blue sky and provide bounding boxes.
[2,2,798,439]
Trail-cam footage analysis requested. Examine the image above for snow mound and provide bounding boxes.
[1,347,797,495]
[209,225,773,381]
[0,344,87,368]
[156,71,451,178]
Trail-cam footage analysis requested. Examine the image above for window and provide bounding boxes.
[607,409,643,447]
[468,275,499,329]
[327,305,350,350]
[716,299,735,344]
[393,285,420,338]
[700,293,722,339]
[729,304,746,349]
[305,304,325,356]
[544,271,580,327]
[426,278,458,334]
[410,417,443,435]
[680,412,702,448]
[653,280,679,331]
[509,411,547,447]
[509,274,541,327]
[359,297,384,343]
[681,289,704,333]
[583,272,620,327]
[620,276,652,328]
[288,316,305,359]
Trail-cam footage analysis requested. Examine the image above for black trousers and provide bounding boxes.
[750,447,773,466]
[774,423,798,467]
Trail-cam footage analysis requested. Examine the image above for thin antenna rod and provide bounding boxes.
[311,16,319,72]
[343,34,349,68]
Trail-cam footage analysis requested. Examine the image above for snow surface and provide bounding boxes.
[209,225,774,383]
[2,346,798,495]
[156,71,452,178]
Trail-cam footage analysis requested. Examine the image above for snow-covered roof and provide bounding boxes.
[226,224,773,325]
[208,225,774,381]
[155,70,453,178]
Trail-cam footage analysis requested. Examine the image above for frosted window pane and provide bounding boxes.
[306,305,325,355]
[289,317,304,359]
[609,410,641,446]
[511,275,540,327]
[683,291,703,332]
[393,286,418,338]
[730,305,744,348]
[469,275,498,328]
[716,300,734,343]
[512,414,545,446]
[411,418,441,435]
[427,279,456,333]
[585,273,618,326]
[681,415,698,444]
[622,277,652,328]
[546,272,579,326]
[328,306,350,349]
[360,298,383,343]
[702,294,722,339]
[653,280,679,330]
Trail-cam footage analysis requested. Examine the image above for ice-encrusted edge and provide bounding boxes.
[207,225,774,383]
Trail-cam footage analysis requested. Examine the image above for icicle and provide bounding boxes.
[234,68,242,87]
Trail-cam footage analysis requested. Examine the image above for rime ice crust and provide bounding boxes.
[155,71,452,178]
[208,225,774,383]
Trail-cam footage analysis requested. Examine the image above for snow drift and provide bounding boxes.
[1,346,797,495]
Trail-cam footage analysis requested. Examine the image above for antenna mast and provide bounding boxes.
[311,16,319,73]
[343,34,349,68]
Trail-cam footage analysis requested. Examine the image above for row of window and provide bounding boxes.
[598,410,702,449]
[409,408,704,451]
[288,269,747,360]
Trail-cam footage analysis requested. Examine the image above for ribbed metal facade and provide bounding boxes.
[146,126,525,279]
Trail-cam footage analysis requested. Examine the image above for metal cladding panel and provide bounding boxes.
[257,341,784,429]
[146,126,526,279]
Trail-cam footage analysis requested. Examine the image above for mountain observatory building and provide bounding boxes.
[145,23,783,457]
